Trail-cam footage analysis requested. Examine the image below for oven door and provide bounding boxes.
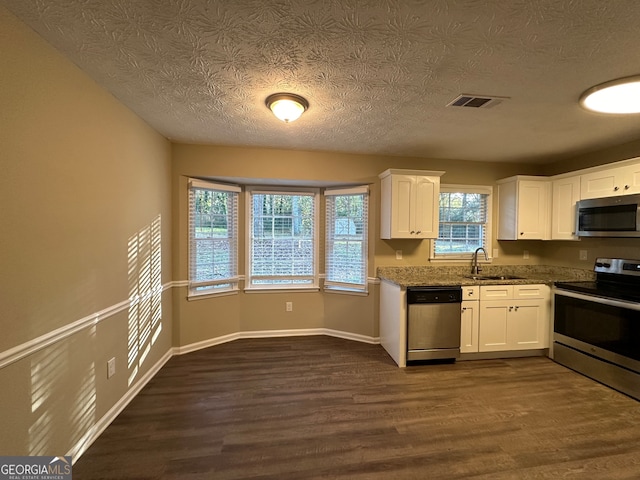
[554,289,640,373]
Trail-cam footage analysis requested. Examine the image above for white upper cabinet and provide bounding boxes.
[551,174,581,240]
[497,176,550,240]
[580,162,640,199]
[379,169,444,239]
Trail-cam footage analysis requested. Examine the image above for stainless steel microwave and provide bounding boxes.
[576,193,640,237]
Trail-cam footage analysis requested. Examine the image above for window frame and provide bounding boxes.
[324,186,369,294]
[188,179,240,299]
[245,186,320,291]
[430,184,493,262]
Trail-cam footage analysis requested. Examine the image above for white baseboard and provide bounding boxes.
[66,348,173,464]
[176,328,379,355]
[67,328,378,464]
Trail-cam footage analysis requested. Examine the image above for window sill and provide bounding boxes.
[244,286,320,293]
[324,287,369,297]
[429,256,493,263]
[187,289,239,301]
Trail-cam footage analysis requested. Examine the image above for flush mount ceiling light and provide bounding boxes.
[265,93,309,122]
[580,76,640,114]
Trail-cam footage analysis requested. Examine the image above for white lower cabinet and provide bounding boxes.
[460,286,480,353]
[477,284,550,352]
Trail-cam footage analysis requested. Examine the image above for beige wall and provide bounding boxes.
[542,143,640,268]
[544,138,640,176]
[4,1,640,462]
[0,6,172,457]
[171,143,546,346]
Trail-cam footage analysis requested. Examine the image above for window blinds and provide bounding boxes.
[435,186,491,256]
[188,179,240,295]
[325,186,369,292]
[248,189,317,288]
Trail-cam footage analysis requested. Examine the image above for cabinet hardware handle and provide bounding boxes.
[514,306,519,311]
[410,230,415,234]
[625,185,630,190]
[416,230,421,234]
[509,306,513,311]
[614,186,619,191]
[520,232,524,236]
[462,307,466,312]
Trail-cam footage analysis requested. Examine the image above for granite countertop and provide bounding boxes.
[377,265,594,288]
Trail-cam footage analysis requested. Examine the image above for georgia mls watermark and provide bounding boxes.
[0,456,72,480]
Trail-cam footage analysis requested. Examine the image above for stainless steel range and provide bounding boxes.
[554,258,640,401]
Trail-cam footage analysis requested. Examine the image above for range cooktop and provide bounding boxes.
[555,257,640,303]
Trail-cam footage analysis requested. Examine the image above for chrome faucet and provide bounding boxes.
[471,247,488,275]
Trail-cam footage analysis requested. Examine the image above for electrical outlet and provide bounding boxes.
[286,301,293,312]
[523,250,529,259]
[579,250,588,261]
[107,357,116,379]
[492,248,499,258]
[395,250,402,260]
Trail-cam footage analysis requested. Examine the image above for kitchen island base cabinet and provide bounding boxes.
[478,285,550,353]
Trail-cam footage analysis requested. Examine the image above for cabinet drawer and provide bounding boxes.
[514,284,549,300]
[480,285,513,300]
[462,286,479,300]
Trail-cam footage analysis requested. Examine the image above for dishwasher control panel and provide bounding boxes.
[407,287,462,304]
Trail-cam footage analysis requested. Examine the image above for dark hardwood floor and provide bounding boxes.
[74,336,640,479]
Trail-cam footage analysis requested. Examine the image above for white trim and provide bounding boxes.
[0,278,380,370]
[66,347,173,464]
[175,328,380,355]
[325,185,369,196]
[245,188,320,289]
[431,185,493,261]
[2,281,380,465]
[188,178,241,192]
[0,282,175,370]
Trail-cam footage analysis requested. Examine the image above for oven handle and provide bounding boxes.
[554,288,640,311]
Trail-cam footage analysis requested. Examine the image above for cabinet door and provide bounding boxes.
[580,168,620,199]
[478,301,510,352]
[413,176,439,238]
[460,301,479,353]
[509,300,547,350]
[517,181,549,239]
[551,175,580,240]
[619,163,640,195]
[389,175,415,238]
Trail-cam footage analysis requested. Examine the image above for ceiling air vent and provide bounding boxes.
[447,94,508,109]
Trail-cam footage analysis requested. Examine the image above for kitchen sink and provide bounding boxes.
[465,275,525,281]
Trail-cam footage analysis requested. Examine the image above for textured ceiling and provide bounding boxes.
[4,0,640,163]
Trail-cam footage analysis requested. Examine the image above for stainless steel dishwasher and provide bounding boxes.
[406,286,462,361]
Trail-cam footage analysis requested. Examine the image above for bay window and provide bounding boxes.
[247,187,319,289]
[325,186,369,292]
[188,179,240,296]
